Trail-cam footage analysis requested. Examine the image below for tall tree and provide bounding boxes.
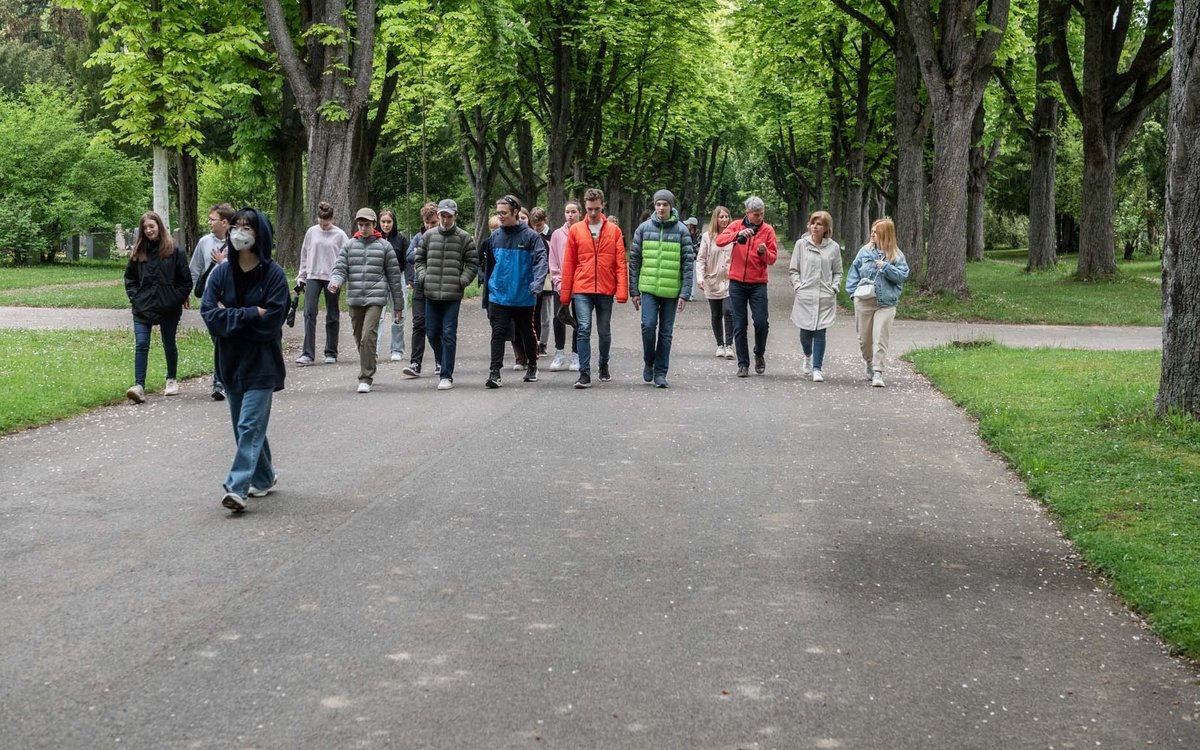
[1157,0,1200,418]
[904,0,1010,295]
[262,0,377,233]
[1050,0,1173,279]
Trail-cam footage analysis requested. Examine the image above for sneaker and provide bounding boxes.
[437,378,454,391]
[736,366,749,378]
[872,371,885,388]
[324,355,338,364]
[802,355,813,375]
[221,492,246,512]
[574,372,591,389]
[486,370,502,388]
[523,367,538,383]
[125,384,146,403]
[390,352,404,362]
[549,351,566,371]
[725,346,735,360]
[248,474,278,497]
[643,364,653,383]
[164,378,179,396]
[512,361,525,371]
[598,363,610,382]
[210,384,226,401]
[569,353,580,371]
[653,374,668,388]
[812,369,824,383]
[755,355,766,375]
[716,345,725,358]
[296,354,314,366]
[402,364,421,378]
[357,382,371,393]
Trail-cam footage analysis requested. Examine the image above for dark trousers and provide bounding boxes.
[301,278,340,360]
[409,289,426,366]
[134,317,179,387]
[729,280,769,367]
[425,298,461,379]
[708,297,733,346]
[490,303,538,372]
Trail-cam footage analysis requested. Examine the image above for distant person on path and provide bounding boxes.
[295,201,348,367]
[123,211,192,404]
[684,215,702,299]
[415,198,479,391]
[716,196,778,377]
[845,217,909,388]
[529,206,554,357]
[789,210,842,383]
[327,208,405,394]
[403,203,440,378]
[547,200,582,372]
[483,195,549,388]
[560,188,628,389]
[377,209,410,363]
[629,189,694,388]
[199,207,289,513]
[189,202,234,400]
[695,205,735,360]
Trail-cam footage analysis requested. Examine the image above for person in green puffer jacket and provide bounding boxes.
[629,189,695,389]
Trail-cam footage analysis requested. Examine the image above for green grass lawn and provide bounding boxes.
[830,249,1163,326]
[907,343,1200,660]
[0,328,215,434]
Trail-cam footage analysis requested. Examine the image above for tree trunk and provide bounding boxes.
[175,151,199,255]
[1157,0,1200,419]
[308,120,356,236]
[153,146,171,230]
[1026,0,1059,270]
[1076,127,1120,279]
[272,79,307,271]
[893,11,928,281]
[967,102,987,262]
[923,95,975,294]
[1058,213,1079,255]
[348,108,370,215]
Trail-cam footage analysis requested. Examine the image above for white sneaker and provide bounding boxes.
[812,369,824,382]
[437,378,454,390]
[725,347,735,360]
[569,353,580,371]
[390,352,404,362]
[549,351,566,371]
[125,384,146,404]
[296,354,314,366]
[512,362,525,371]
[802,356,813,375]
[716,345,725,358]
[164,378,180,396]
[357,382,371,393]
[248,474,278,497]
[872,371,885,387]
[324,355,337,364]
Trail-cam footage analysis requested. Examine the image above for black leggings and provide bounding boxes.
[708,297,733,346]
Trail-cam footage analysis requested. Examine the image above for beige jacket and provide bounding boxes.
[695,230,734,300]
[789,234,842,330]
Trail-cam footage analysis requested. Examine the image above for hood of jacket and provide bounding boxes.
[240,206,275,264]
[651,209,682,229]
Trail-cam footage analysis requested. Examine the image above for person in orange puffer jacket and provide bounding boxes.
[559,187,628,389]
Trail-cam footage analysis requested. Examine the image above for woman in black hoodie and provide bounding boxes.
[200,207,290,513]
[123,211,192,403]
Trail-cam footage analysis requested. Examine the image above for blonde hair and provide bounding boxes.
[487,214,501,231]
[808,210,833,240]
[708,205,731,237]
[871,217,899,261]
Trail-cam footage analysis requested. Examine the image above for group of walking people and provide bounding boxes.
[121,191,908,512]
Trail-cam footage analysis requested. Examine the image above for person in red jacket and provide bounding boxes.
[716,196,778,376]
[559,187,628,388]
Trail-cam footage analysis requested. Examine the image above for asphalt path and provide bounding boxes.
[1,265,1194,749]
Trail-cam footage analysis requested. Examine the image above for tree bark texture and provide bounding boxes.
[271,79,307,270]
[924,95,975,293]
[1077,128,1119,278]
[153,145,170,231]
[967,102,999,261]
[1157,0,1200,418]
[175,151,199,256]
[1026,0,1060,270]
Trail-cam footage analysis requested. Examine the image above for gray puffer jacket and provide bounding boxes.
[329,233,406,309]
[416,224,478,301]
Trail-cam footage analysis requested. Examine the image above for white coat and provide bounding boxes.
[789,233,842,330]
[695,230,734,299]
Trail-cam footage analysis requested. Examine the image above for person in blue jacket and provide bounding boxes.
[201,207,290,512]
[482,195,548,388]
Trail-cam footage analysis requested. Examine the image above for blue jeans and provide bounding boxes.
[572,294,613,375]
[224,388,275,498]
[729,280,769,367]
[425,299,461,380]
[800,328,827,369]
[133,317,179,387]
[640,294,679,377]
[376,287,404,357]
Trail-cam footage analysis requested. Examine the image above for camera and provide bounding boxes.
[735,221,759,245]
[285,283,302,327]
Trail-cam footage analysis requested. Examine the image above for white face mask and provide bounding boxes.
[230,227,255,252]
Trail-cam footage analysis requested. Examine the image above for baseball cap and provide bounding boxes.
[684,217,698,226]
[437,199,458,215]
[354,207,377,222]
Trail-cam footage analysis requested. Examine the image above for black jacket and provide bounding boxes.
[200,208,289,392]
[124,246,191,324]
[382,228,410,287]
